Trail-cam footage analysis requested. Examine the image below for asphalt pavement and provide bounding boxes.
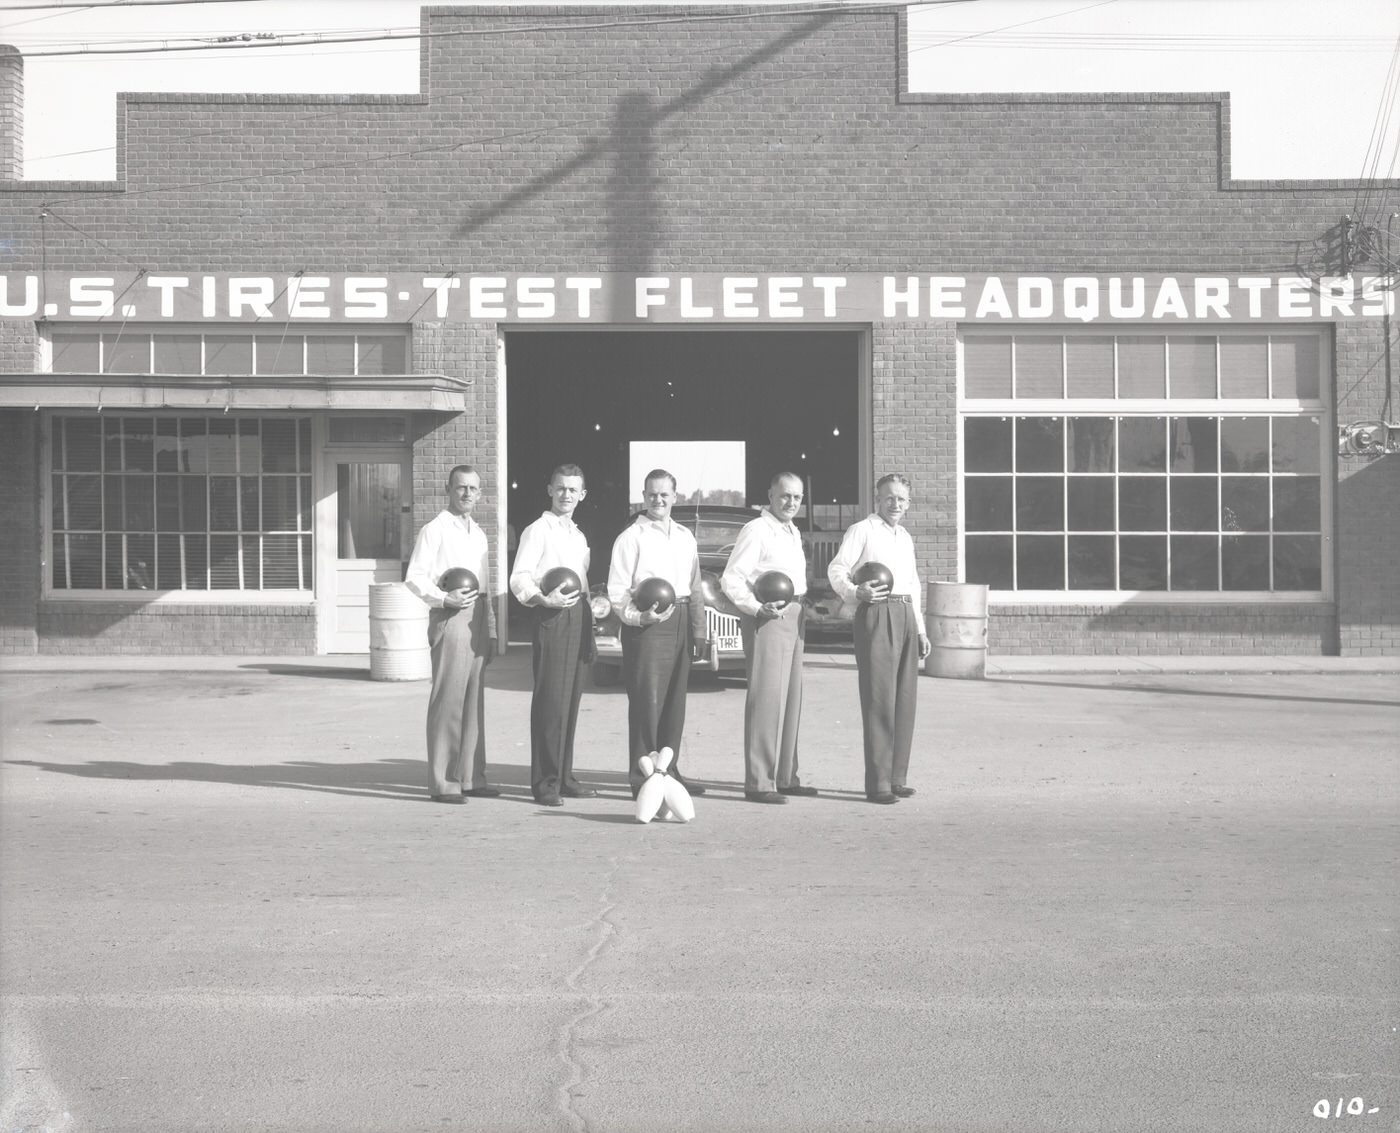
[1,646,1397,1133]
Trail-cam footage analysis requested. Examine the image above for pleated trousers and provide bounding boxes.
[425,601,488,796]
[738,606,806,794]
[621,602,692,796]
[853,599,920,797]
[529,603,587,800]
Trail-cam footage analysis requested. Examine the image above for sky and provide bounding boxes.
[0,0,1396,183]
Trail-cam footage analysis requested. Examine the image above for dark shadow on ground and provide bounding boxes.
[992,677,1398,710]
[239,663,373,681]
[4,758,640,803]
[1,755,870,806]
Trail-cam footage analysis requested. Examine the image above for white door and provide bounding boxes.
[325,451,412,653]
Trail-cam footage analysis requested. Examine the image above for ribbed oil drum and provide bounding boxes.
[923,582,988,679]
[368,582,431,681]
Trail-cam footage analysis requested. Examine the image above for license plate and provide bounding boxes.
[714,635,742,652]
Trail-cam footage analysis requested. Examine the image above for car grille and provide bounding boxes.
[705,607,741,642]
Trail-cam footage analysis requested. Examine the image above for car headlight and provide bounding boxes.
[589,594,612,620]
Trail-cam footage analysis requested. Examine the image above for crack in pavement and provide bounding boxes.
[554,854,624,1133]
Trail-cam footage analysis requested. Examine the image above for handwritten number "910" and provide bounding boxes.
[1314,1097,1379,1119]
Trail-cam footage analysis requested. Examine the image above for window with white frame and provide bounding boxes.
[50,326,408,376]
[960,330,1328,595]
[49,414,314,592]
[48,414,316,593]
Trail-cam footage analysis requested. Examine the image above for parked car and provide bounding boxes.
[589,505,753,685]
[589,505,854,684]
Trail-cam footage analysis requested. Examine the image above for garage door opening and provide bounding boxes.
[504,329,864,631]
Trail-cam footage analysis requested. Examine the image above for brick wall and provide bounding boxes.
[1334,320,1400,655]
[0,4,1394,656]
[36,603,315,654]
[0,409,39,653]
[987,604,1335,656]
[0,45,20,181]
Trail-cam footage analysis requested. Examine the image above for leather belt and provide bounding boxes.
[887,594,913,604]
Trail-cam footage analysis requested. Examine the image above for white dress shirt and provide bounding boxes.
[720,508,808,617]
[827,513,926,637]
[509,510,591,605]
[608,514,702,627]
[405,509,497,635]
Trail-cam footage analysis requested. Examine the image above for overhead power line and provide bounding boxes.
[0,0,273,9]
[12,1,975,56]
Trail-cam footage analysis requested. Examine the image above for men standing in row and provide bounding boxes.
[721,471,816,804]
[406,464,498,803]
[510,464,599,807]
[607,469,709,799]
[828,474,931,805]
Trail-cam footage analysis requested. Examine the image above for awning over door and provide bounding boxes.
[0,372,471,411]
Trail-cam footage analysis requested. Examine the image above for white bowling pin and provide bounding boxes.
[660,775,694,822]
[654,746,675,773]
[635,750,665,823]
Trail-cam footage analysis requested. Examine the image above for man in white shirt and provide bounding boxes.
[405,464,498,803]
[509,464,598,807]
[721,471,816,804]
[827,473,932,804]
[608,469,709,799]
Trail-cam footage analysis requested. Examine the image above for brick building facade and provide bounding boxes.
[0,4,1395,656]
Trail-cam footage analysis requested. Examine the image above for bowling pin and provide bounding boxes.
[660,775,694,822]
[635,750,666,823]
[655,746,675,773]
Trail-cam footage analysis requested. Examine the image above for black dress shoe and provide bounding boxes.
[430,793,467,804]
[464,786,501,798]
[892,785,916,798]
[867,792,899,805]
[536,794,564,807]
[673,777,706,796]
[744,790,788,804]
[560,785,598,798]
[778,784,818,797]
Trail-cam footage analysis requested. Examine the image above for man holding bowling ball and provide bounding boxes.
[827,473,931,804]
[607,469,709,799]
[509,464,598,806]
[721,471,815,804]
[406,464,498,803]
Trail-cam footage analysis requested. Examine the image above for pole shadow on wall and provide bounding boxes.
[451,11,841,268]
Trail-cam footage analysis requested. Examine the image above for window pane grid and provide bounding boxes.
[963,413,1323,593]
[50,414,314,592]
[962,329,1325,594]
[54,329,408,376]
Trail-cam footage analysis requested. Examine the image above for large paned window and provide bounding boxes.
[51,328,408,376]
[50,415,313,592]
[961,330,1328,596]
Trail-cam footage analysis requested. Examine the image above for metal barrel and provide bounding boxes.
[923,582,988,680]
[368,582,431,681]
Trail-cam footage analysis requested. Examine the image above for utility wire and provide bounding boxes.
[0,0,273,9]
[15,1,971,57]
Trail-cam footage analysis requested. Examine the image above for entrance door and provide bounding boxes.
[325,451,412,653]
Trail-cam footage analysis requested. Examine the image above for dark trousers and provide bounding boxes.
[425,602,488,796]
[853,600,920,797]
[529,603,587,800]
[738,606,805,794]
[621,603,692,796]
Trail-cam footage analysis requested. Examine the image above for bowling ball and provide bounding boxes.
[438,566,479,593]
[753,570,794,606]
[852,561,894,595]
[540,566,582,596]
[634,576,676,613]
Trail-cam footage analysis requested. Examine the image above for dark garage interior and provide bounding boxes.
[504,329,862,564]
